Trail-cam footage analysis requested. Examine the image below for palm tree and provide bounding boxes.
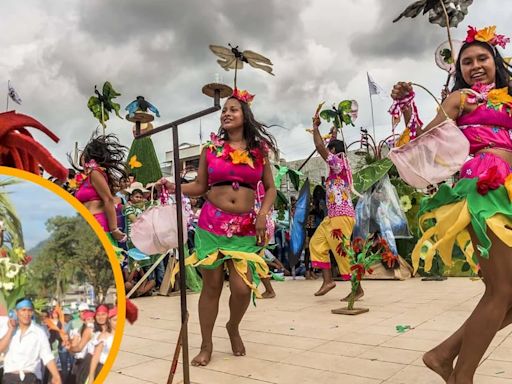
[0,178,23,248]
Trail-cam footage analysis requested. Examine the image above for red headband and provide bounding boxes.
[95,304,109,315]
[108,307,117,318]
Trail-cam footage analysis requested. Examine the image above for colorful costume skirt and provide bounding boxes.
[310,215,355,274]
[412,152,512,274]
[171,201,269,299]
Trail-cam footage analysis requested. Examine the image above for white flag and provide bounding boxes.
[367,72,386,98]
[8,81,22,105]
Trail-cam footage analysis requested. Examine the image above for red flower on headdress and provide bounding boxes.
[232,88,255,104]
[465,26,478,43]
[476,165,505,195]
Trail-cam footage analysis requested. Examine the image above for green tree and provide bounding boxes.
[27,215,114,303]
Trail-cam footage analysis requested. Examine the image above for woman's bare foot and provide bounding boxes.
[340,288,364,302]
[261,291,276,299]
[305,271,315,280]
[191,344,213,366]
[422,349,454,382]
[226,322,246,356]
[314,281,336,296]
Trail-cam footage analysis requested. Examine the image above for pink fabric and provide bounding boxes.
[458,107,512,154]
[198,201,256,237]
[388,119,470,188]
[206,148,263,190]
[311,261,331,269]
[75,169,108,203]
[460,152,512,179]
[388,91,423,138]
[93,212,109,232]
[325,153,355,218]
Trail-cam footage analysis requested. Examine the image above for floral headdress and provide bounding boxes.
[231,88,255,105]
[465,26,510,49]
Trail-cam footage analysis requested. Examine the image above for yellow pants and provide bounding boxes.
[309,216,355,274]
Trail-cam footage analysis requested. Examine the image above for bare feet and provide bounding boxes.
[314,281,336,296]
[261,291,276,299]
[305,271,315,280]
[340,289,364,302]
[226,322,246,356]
[422,349,453,382]
[191,344,213,366]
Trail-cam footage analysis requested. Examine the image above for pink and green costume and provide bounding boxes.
[171,133,270,298]
[412,83,512,273]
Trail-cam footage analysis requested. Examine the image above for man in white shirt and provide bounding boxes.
[0,298,61,384]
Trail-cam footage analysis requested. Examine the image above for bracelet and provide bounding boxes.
[257,211,268,217]
[109,227,121,233]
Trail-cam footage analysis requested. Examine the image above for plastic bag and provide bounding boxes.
[353,175,410,254]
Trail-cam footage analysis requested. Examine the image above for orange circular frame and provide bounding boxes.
[0,166,126,384]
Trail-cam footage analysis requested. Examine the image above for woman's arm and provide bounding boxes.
[391,82,462,137]
[312,116,330,160]
[90,170,126,241]
[157,148,209,197]
[255,160,277,244]
[181,148,209,197]
[416,90,461,136]
[68,328,91,353]
[88,340,104,384]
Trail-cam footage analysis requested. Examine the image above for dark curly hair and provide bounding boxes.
[69,134,128,191]
[218,97,279,158]
[452,41,512,94]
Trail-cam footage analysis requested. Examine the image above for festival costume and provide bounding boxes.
[310,153,355,274]
[171,132,270,299]
[411,82,512,273]
[75,163,110,232]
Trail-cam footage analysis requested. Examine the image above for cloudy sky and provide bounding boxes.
[1,0,510,167]
[2,177,76,249]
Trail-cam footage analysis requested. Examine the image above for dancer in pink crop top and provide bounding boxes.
[157,88,278,367]
[390,25,512,382]
[73,135,127,242]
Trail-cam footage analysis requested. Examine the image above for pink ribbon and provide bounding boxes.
[388,91,423,140]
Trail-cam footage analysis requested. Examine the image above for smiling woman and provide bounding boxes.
[0,167,125,384]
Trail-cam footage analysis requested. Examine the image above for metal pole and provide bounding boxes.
[172,123,190,384]
[133,88,222,384]
[369,92,376,141]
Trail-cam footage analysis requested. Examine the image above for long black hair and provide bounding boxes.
[452,41,512,94]
[69,134,128,191]
[218,97,279,158]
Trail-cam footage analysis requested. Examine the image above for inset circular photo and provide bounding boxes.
[0,167,125,384]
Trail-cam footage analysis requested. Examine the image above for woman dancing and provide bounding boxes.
[391,26,512,383]
[72,134,128,243]
[159,88,277,366]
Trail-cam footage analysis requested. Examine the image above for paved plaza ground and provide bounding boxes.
[107,277,512,384]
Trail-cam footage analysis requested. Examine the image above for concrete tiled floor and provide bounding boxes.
[106,278,512,384]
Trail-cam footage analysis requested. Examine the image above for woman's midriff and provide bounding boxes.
[207,185,255,213]
[83,200,106,215]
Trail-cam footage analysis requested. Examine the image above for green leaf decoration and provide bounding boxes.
[319,109,337,122]
[87,81,123,128]
[276,190,288,205]
[274,165,289,188]
[274,165,302,191]
[461,262,471,272]
[353,158,394,193]
[288,170,301,191]
[338,100,352,112]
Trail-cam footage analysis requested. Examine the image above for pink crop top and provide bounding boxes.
[458,104,512,155]
[75,169,108,203]
[456,84,512,155]
[205,133,266,190]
